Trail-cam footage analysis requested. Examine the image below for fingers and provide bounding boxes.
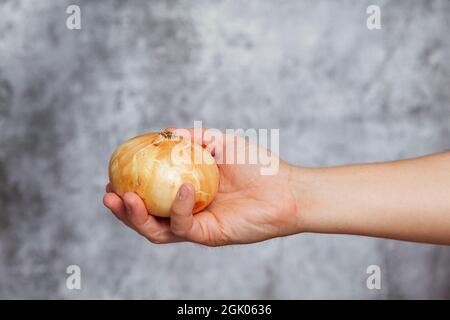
[170,184,196,236]
[170,184,206,243]
[122,192,182,244]
[102,182,209,245]
[122,192,151,227]
[103,192,131,227]
[103,184,181,244]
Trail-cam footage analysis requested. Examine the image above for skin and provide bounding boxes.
[103,128,450,246]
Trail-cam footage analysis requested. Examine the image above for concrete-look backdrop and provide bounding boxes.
[0,0,449,299]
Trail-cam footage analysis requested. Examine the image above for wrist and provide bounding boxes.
[288,163,345,235]
[287,164,324,234]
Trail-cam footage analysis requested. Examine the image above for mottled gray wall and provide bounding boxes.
[0,0,449,299]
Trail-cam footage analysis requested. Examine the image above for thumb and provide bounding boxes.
[170,184,196,237]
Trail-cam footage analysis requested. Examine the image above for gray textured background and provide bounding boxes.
[0,0,449,299]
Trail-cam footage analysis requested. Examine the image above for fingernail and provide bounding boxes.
[124,202,131,215]
[178,185,188,200]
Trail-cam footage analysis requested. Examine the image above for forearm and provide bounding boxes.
[292,152,450,245]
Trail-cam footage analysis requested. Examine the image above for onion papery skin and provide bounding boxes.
[108,132,219,217]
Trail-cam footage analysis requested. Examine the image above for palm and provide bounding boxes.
[104,129,299,246]
[194,160,298,246]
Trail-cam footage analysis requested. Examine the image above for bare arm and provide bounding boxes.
[104,128,450,246]
[293,152,450,245]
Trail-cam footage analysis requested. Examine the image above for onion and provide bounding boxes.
[108,130,220,217]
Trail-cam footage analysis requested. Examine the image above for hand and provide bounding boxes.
[104,129,450,246]
[103,128,303,246]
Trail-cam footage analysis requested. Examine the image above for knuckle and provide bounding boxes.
[205,239,225,247]
[205,242,219,248]
[172,227,188,237]
[147,236,164,244]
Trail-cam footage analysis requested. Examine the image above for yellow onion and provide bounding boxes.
[108,131,219,217]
